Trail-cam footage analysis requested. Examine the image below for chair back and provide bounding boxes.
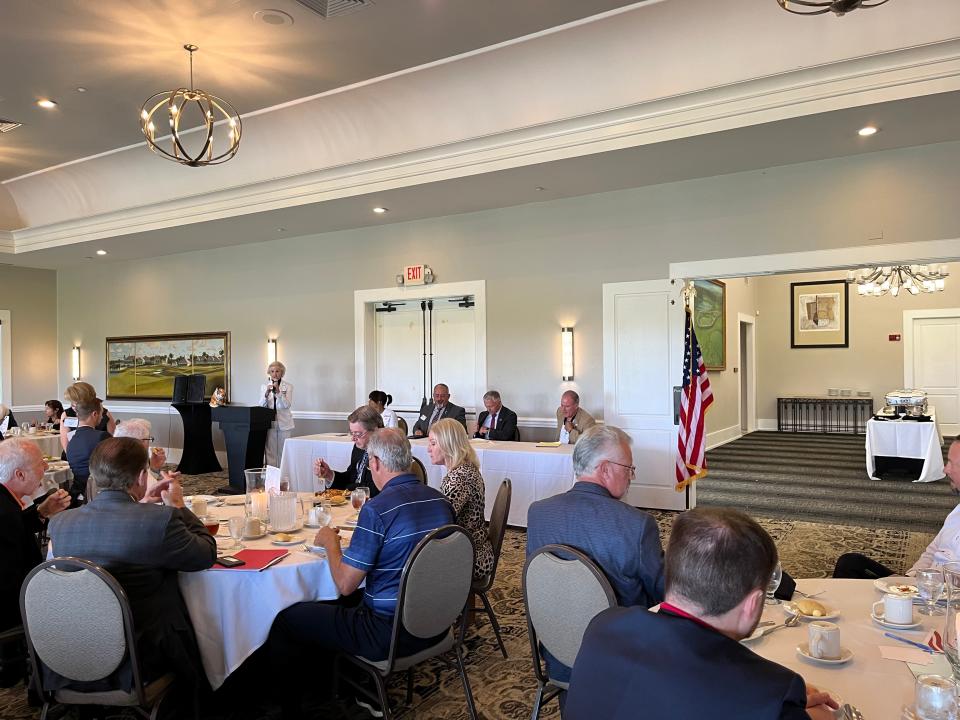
[387,525,474,664]
[513,427,521,441]
[523,544,616,679]
[476,479,512,592]
[397,417,409,436]
[21,557,144,697]
[408,455,428,484]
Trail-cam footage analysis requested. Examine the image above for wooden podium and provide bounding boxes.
[212,405,275,493]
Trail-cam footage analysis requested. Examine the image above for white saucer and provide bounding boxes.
[783,601,840,622]
[221,495,247,506]
[871,611,922,630]
[186,494,219,505]
[242,531,267,540]
[740,627,765,644]
[796,643,854,665]
[271,535,302,546]
[874,577,919,598]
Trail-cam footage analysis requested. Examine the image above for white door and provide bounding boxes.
[907,312,960,437]
[432,305,477,414]
[603,279,690,510]
[375,304,426,412]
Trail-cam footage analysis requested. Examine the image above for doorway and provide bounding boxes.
[738,313,756,434]
[904,308,960,437]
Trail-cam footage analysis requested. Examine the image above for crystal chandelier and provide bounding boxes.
[140,45,242,167]
[847,265,949,297]
[776,0,890,16]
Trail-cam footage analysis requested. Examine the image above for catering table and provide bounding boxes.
[752,578,941,718]
[278,434,576,527]
[178,494,356,689]
[17,430,63,458]
[866,410,944,483]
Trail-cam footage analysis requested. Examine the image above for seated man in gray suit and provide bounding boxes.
[48,437,216,709]
[412,383,467,436]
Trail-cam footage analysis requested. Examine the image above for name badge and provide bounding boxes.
[420,414,427,421]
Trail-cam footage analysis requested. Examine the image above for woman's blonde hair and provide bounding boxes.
[64,382,97,405]
[429,418,479,471]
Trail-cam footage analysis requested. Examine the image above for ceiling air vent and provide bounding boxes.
[0,119,22,134]
[294,0,373,18]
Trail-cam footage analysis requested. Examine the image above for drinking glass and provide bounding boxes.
[766,561,783,605]
[350,488,367,512]
[943,563,960,680]
[915,675,958,720]
[280,476,291,492]
[918,568,946,616]
[228,516,245,550]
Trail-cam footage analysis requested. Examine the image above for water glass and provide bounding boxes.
[766,560,783,605]
[350,488,367,512]
[915,675,958,720]
[228,516,245,550]
[918,568,946,616]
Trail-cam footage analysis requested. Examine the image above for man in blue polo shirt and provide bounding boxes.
[268,428,454,718]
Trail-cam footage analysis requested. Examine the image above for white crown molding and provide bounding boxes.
[0,231,14,252]
[10,40,960,253]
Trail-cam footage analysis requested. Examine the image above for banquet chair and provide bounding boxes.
[523,544,617,720]
[409,456,428,484]
[0,625,29,687]
[20,557,176,720]
[333,525,478,720]
[397,417,409,436]
[460,478,512,658]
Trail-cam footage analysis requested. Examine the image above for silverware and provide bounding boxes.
[841,703,864,720]
[757,620,776,627]
[759,614,801,637]
[794,589,825,599]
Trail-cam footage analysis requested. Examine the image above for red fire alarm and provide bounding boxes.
[889,334,901,342]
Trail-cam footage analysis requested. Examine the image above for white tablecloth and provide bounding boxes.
[17,431,63,458]
[866,410,944,483]
[753,578,939,719]
[279,434,576,527]
[178,495,356,689]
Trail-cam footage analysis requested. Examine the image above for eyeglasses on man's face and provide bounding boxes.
[607,460,636,479]
[350,430,368,440]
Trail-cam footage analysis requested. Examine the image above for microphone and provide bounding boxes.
[268,376,277,394]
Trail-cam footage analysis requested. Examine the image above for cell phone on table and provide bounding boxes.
[216,556,245,568]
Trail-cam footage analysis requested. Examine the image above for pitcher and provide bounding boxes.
[269,491,298,532]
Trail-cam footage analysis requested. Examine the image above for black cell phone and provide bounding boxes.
[216,556,245,568]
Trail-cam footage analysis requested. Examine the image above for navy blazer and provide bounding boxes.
[331,444,380,498]
[0,485,44,631]
[566,607,811,720]
[474,406,518,441]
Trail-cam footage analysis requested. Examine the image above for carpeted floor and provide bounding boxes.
[1,467,939,719]
[700,431,955,533]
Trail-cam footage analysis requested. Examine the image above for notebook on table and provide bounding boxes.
[211,548,289,571]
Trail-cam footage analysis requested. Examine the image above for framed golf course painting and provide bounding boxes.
[106,332,230,400]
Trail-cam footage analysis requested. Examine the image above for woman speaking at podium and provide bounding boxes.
[260,361,294,466]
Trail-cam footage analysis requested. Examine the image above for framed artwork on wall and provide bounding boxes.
[106,331,230,400]
[790,280,849,348]
[693,279,726,370]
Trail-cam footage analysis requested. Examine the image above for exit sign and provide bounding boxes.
[404,265,426,285]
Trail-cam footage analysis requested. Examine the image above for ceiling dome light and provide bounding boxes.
[858,126,878,137]
[373,207,389,214]
[96,250,107,256]
[36,99,57,109]
[776,0,891,16]
[140,44,242,167]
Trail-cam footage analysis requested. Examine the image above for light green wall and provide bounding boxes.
[0,264,58,406]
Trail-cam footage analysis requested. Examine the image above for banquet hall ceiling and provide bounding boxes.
[0,0,643,181]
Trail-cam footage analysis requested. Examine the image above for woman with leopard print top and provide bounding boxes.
[427,419,495,579]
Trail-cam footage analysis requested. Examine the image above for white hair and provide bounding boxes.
[0,403,10,419]
[572,425,632,478]
[113,418,152,441]
[0,438,37,485]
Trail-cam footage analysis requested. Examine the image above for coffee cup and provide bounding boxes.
[27,425,37,434]
[191,498,208,517]
[808,620,842,660]
[876,593,914,625]
[244,516,264,537]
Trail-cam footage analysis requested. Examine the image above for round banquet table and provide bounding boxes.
[17,430,63,459]
[751,578,945,719]
[178,493,357,689]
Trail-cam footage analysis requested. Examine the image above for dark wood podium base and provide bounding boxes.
[172,403,221,475]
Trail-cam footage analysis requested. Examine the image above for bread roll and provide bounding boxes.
[794,599,826,617]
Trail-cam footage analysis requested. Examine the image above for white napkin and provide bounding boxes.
[264,465,281,494]
[880,646,935,664]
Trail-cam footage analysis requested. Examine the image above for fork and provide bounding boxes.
[794,589,825,599]
[759,614,801,637]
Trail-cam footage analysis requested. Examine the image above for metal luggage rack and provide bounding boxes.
[777,396,873,434]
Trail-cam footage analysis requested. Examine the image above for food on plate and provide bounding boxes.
[274,532,295,542]
[793,599,827,617]
[890,583,918,595]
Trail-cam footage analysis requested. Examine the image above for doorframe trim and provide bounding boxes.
[0,310,11,406]
[902,307,960,388]
[737,312,757,435]
[354,280,487,411]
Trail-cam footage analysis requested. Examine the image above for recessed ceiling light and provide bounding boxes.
[858,125,879,137]
[535,186,546,192]
[76,87,87,93]
[36,99,57,109]
[254,9,294,25]
[373,207,389,214]
[276,227,286,232]
[96,250,107,256]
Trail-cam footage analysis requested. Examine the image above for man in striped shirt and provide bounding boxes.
[269,428,454,718]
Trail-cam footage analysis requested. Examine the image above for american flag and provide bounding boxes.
[676,308,713,492]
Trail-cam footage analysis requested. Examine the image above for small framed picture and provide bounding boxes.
[790,280,849,348]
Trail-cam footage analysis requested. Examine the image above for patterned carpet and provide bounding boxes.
[700,431,956,533]
[0,468,940,720]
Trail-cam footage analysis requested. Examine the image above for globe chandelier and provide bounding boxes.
[776,0,890,16]
[846,265,949,297]
[140,44,242,166]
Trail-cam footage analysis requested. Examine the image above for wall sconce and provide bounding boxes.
[561,327,574,381]
[71,346,81,380]
[267,338,278,365]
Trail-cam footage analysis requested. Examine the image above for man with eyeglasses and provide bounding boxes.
[526,424,665,692]
[412,383,467,437]
[314,406,383,498]
[114,418,179,498]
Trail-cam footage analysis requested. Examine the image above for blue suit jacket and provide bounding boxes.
[526,482,665,681]
[566,607,811,720]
